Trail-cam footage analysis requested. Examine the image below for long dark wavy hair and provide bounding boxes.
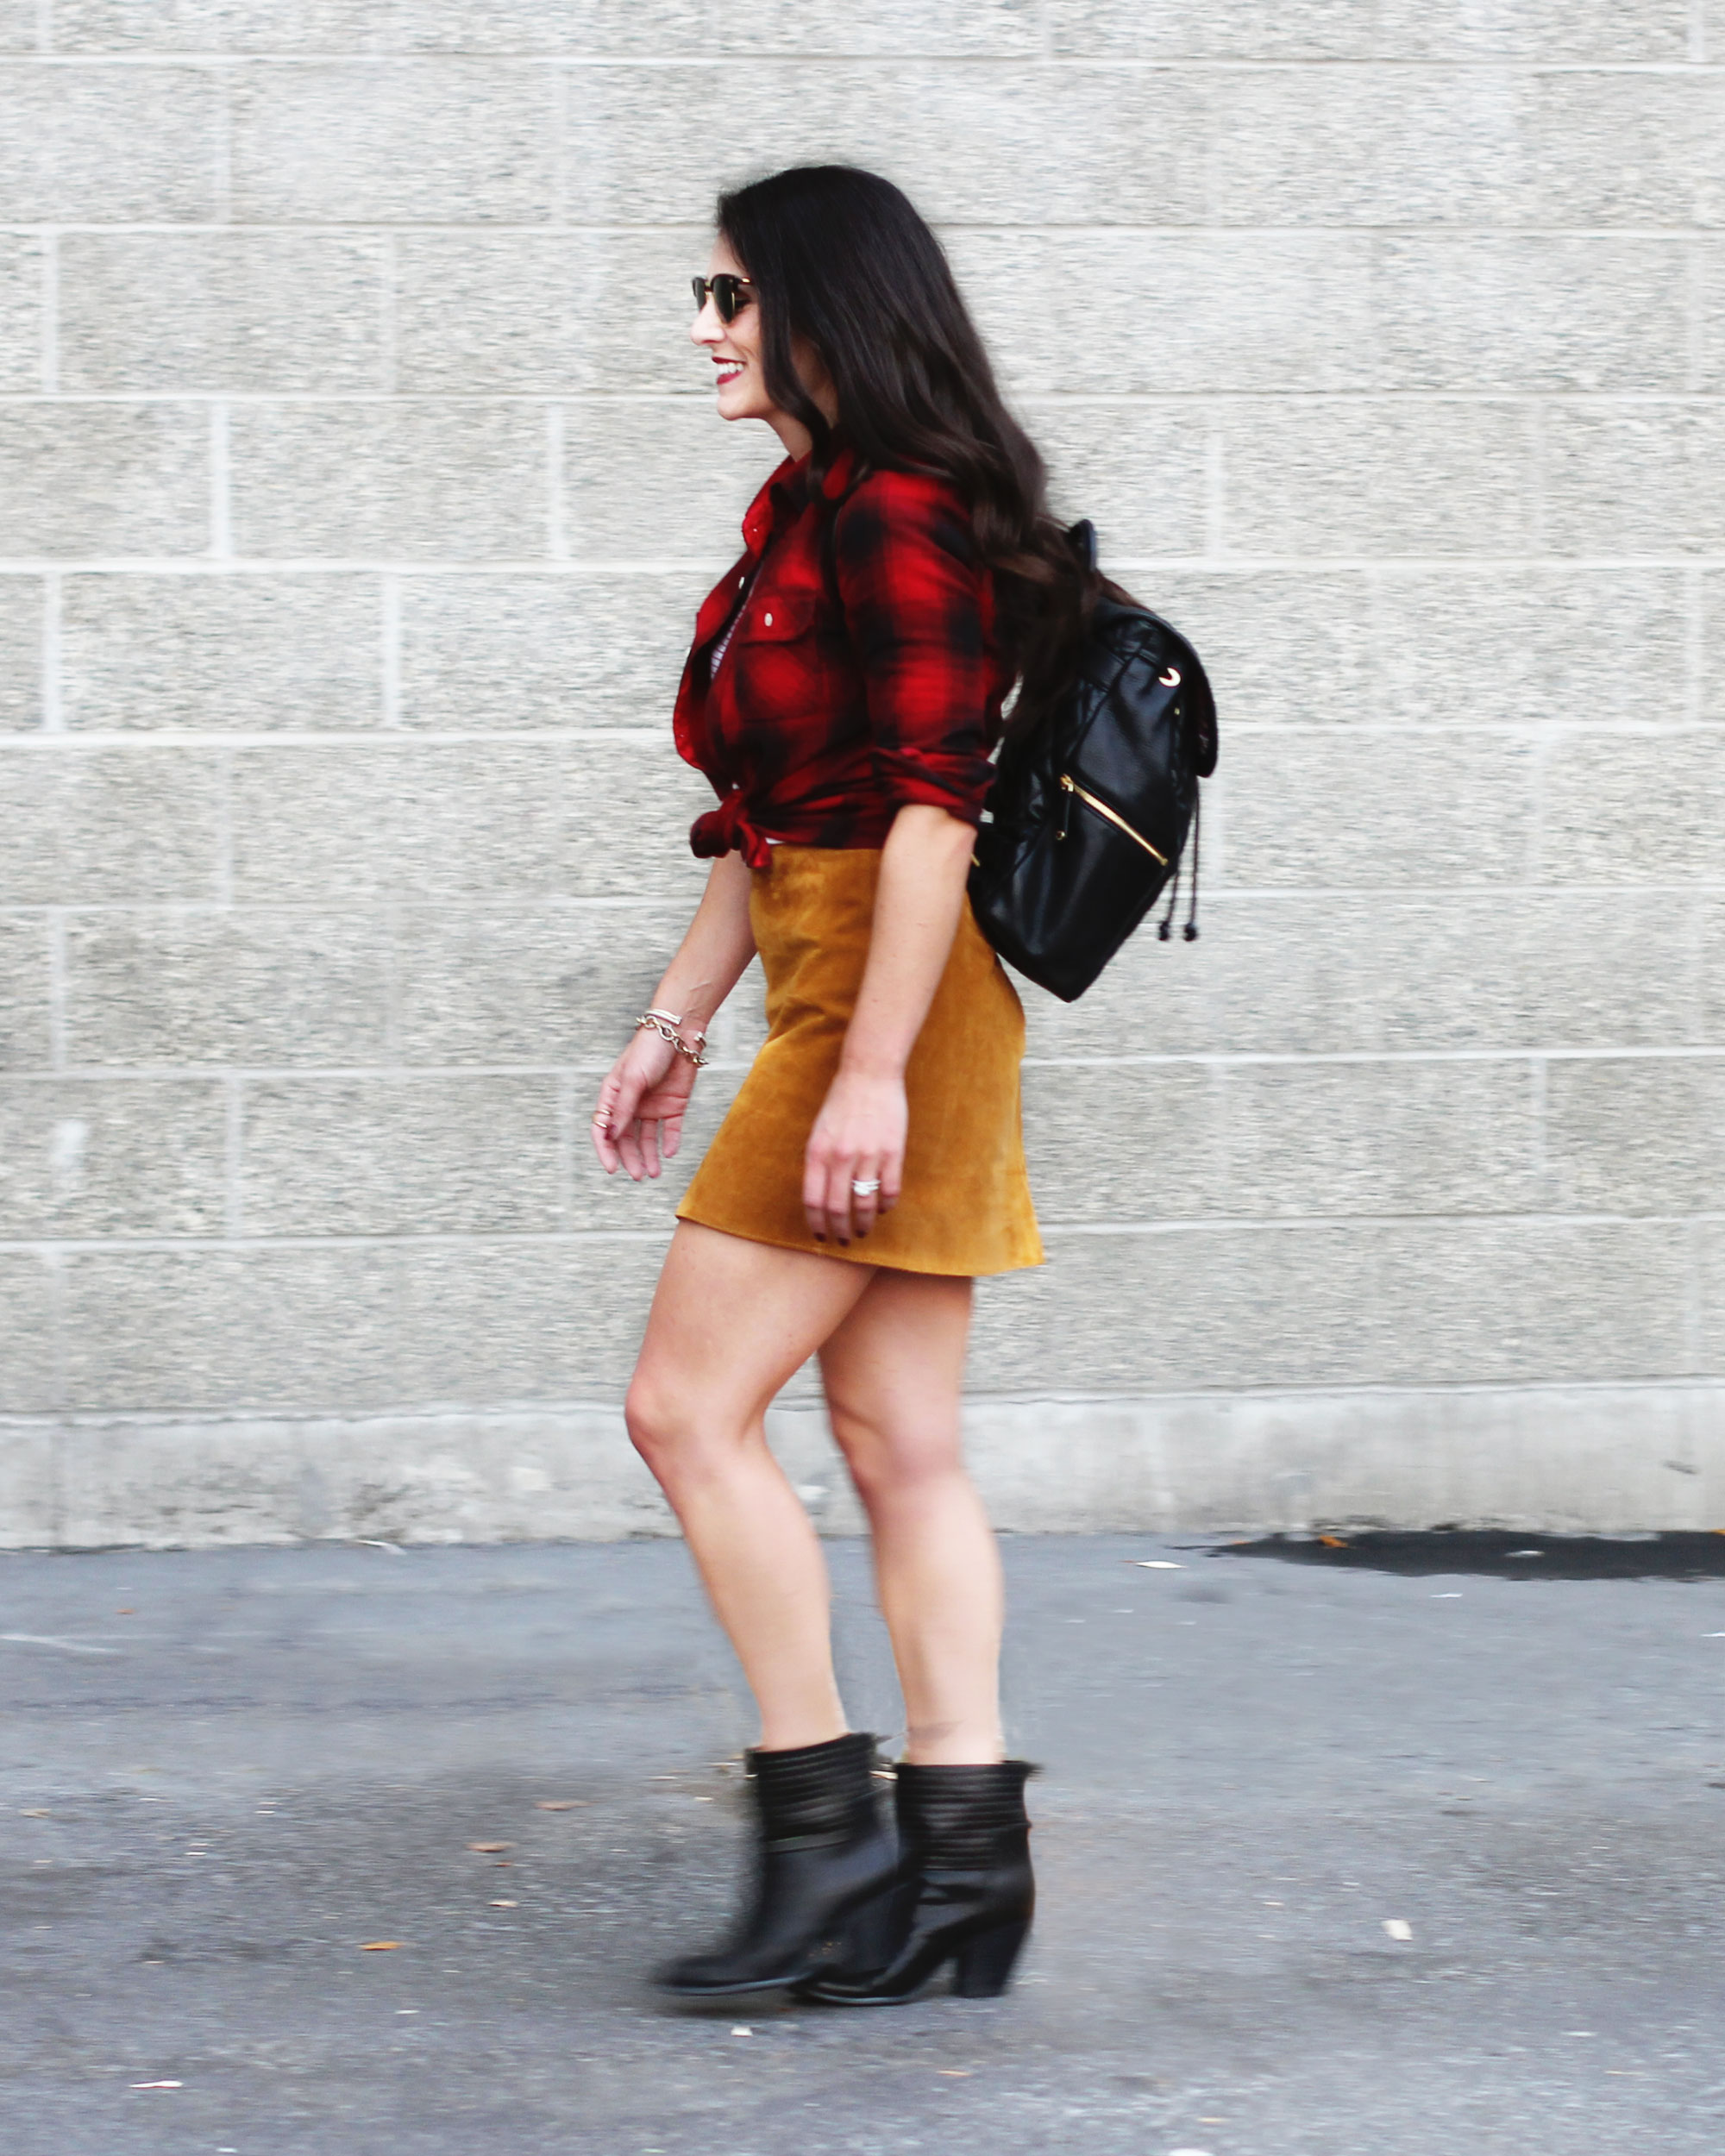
[716,163,1114,732]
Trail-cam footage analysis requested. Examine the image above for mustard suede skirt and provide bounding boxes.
[676,845,1044,1277]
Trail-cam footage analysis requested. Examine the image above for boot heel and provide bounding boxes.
[952,1916,1030,1998]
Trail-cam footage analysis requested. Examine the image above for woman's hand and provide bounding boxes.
[591,1029,698,1181]
[803,1065,907,1247]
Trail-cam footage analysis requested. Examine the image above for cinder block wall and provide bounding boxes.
[2,4,1722,1545]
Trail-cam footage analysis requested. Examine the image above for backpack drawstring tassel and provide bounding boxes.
[1182,789,1201,942]
[1157,852,1180,941]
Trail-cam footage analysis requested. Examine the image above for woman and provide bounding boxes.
[591,165,1093,2006]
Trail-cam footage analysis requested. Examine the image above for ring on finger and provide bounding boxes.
[850,1177,881,1196]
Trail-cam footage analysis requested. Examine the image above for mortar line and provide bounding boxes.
[38,230,56,395]
[34,0,50,52]
[1690,0,1709,64]
[3,1209,1721,1258]
[39,572,61,732]
[17,1046,1725,1083]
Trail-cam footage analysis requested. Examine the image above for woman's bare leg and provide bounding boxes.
[626,1220,875,1752]
[819,1270,1005,1765]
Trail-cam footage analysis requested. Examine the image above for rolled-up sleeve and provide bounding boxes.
[833,472,999,825]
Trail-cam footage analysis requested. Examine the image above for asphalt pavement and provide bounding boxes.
[3,1529,1723,2155]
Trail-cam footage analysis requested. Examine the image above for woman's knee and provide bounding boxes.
[830,1402,963,1508]
[624,1370,695,1472]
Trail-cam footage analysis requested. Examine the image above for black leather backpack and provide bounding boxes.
[969,523,1218,1002]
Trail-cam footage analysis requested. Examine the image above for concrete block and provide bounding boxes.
[60,573,381,730]
[0,577,41,729]
[1047,0,1376,57]
[52,1403,674,1550]
[1543,1056,1722,1216]
[0,747,223,904]
[0,61,216,220]
[401,0,1039,55]
[0,404,208,557]
[1027,400,1208,560]
[0,912,48,1069]
[1222,1057,1540,1218]
[1221,733,1534,888]
[0,5,33,50]
[561,400,775,565]
[60,1246,398,1412]
[0,232,41,392]
[1534,72,1725,228]
[0,1418,55,1546]
[1377,1,1689,60]
[394,1237,667,1403]
[563,736,713,902]
[229,60,553,223]
[975,1217,1691,1393]
[63,907,390,1068]
[1372,569,1687,730]
[238,1075,561,1236]
[53,3,388,48]
[960,1381,1725,1538]
[1203,69,1535,228]
[1184,891,1700,1057]
[0,1076,226,1236]
[392,902,683,1067]
[58,234,386,395]
[1019,919,1217,1062]
[1703,244,1725,396]
[1138,571,1375,726]
[1220,400,1531,557]
[1372,238,1689,393]
[1707,903,1725,1050]
[1544,407,1725,557]
[396,572,706,730]
[228,743,565,901]
[396,229,708,397]
[229,403,546,563]
[1703,1222,1725,1375]
[393,0,708,48]
[1020,1062,1223,1223]
[1539,735,1725,886]
[565,65,1207,228]
[948,231,1378,398]
[0,1254,59,1411]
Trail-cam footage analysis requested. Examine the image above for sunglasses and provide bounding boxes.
[691,273,756,324]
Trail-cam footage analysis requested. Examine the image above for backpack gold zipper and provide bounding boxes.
[1058,774,1169,865]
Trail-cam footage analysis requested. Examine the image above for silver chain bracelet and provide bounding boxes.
[635,1011,708,1068]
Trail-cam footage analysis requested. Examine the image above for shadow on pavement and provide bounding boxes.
[1210,1529,1725,1580]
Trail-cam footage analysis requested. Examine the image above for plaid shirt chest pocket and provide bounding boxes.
[722,583,848,737]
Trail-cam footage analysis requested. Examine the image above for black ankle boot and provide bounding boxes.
[653,1733,898,1997]
[800,1759,1035,2005]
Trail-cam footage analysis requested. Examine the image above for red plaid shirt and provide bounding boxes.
[673,444,1011,868]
